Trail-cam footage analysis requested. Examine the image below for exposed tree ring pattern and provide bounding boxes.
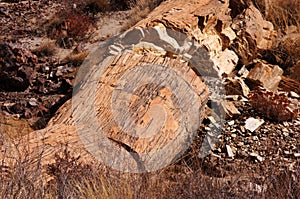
[72,27,222,173]
[108,27,218,77]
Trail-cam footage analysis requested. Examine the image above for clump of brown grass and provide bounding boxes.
[1,136,300,198]
[64,51,89,66]
[264,0,300,31]
[122,0,165,30]
[32,41,56,57]
[44,0,97,48]
[255,0,300,71]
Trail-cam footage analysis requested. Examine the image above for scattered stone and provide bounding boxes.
[0,42,37,92]
[245,117,264,133]
[256,155,264,162]
[226,145,234,158]
[240,96,248,102]
[212,153,222,158]
[226,95,240,101]
[252,136,258,141]
[225,77,250,97]
[283,121,289,127]
[228,120,235,126]
[294,153,300,158]
[290,91,299,99]
[240,126,246,133]
[28,98,38,107]
[208,116,217,124]
[250,152,264,162]
[238,65,250,78]
[246,60,283,91]
[221,101,241,118]
[283,132,289,137]
[249,183,263,193]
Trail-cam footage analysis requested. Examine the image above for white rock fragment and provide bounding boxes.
[249,183,263,194]
[283,121,289,127]
[290,91,300,98]
[252,136,259,141]
[226,95,240,101]
[238,65,250,78]
[212,153,222,158]
[29,98,38,107]
[208,116,216,124]
[250,152,264,162]
[294,153,300,158]
[226,145,234,158]
[240,96,248,102]
[228,120,235,126]
[283,132,289,137]
[245,117,264,132]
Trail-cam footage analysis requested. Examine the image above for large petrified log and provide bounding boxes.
[1,0,277,173]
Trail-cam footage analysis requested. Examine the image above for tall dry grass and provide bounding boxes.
[122,0,165,30]
[0,134,299,198]
[253,0,300,71]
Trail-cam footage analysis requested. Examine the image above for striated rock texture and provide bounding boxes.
[246,60,283,91]
[1,0,280,173]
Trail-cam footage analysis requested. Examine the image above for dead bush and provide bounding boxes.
[1,139,300,198]
[44,1,94,48]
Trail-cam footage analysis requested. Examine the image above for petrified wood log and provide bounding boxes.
[1,0,276,173]
[11,50,209,173]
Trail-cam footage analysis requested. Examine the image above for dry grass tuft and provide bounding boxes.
[122,0,165,30]
[264,0,300,31]
[1,136,299,198]
[32,40,57,57]
[64,51,89,66]
[255,0,300,72]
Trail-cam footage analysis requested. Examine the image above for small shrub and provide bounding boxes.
[45,5,93,48]
[249,87,298,121]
